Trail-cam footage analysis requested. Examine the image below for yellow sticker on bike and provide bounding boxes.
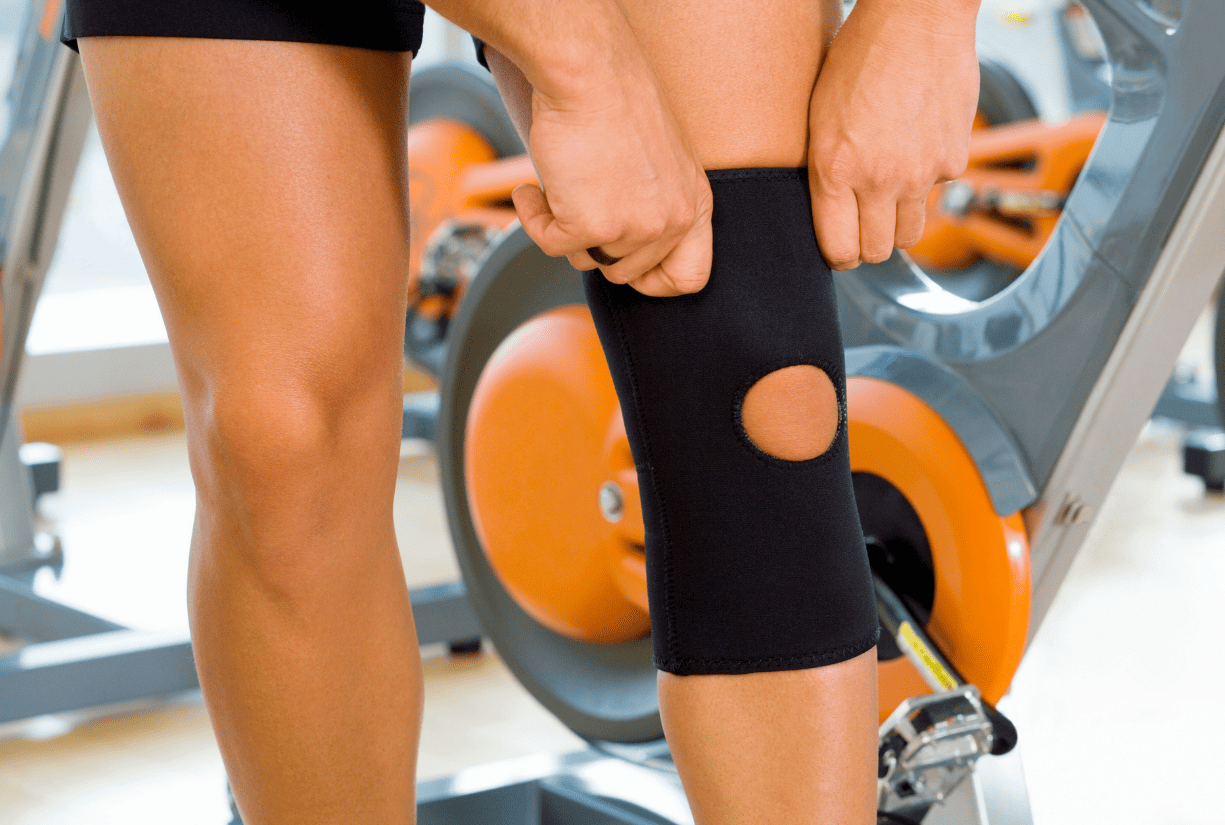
[899,622,958,690]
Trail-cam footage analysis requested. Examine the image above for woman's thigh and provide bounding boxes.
[79,38,413,469]
[486,0,840,169]
[619,0,841,169]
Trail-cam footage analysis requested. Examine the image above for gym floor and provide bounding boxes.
[0,436,586,824]
[0,383,1222,824]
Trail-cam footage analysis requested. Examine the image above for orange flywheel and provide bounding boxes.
[847,376,1031,720]
[406,120,499,284]
[465,304,1031,713]
[405,119,536,285]
[464,306,650,644]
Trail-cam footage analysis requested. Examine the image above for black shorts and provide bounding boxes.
[62,0,427,54]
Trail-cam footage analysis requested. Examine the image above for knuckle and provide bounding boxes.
[670,271,709,294]
[864,163,894,191]
[601,267,634,285]
[635,213,669,241]
[816,155,857,189]
[823,244,858,267]
[586,219,620,248]
[668,201,697,233]
[942,152,969,180]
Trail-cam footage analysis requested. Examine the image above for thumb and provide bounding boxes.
[512,183,568,257]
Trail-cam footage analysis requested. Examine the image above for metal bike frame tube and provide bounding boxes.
[1026,117,1225,641]
[1,45,91,435]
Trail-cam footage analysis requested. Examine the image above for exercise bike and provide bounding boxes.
[399,0,1225,821]
[0,0,1220,821]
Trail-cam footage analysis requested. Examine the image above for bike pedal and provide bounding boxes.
[877,685,995,819]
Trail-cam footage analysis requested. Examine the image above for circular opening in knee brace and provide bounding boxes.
[740,365,839,461]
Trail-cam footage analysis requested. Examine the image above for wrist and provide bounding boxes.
[432,0,645,107]
[517,8,651,108]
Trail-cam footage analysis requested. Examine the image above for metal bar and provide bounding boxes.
[916,754,1034,825]
[539,783,676,825]
[1,48,90,433]
[921,772,990,825]
[0,580,476,725]
[0,575,124,641]
[874,577,1017,757]
[417,782,542,825]
[1026,108,1225,642]
[0,414,35,567]
[875,576,963,693]
[0,628,196,723]
[973,740,1035,825]
[412,750,692,825]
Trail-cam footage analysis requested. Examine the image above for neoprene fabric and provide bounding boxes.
[584,168,879,675]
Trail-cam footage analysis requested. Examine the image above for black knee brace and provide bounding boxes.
[583,168,878,676]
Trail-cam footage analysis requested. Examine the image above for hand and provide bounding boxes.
[510,35,713,297]
[807,0,980,270]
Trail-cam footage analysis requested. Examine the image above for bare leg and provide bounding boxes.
[488,1,878,822]
[78,39,420,824]
[658,654,878,825]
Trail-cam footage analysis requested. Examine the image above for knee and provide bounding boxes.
[187,378,401,578]
[196,374,399,493]
[739,364,840,461]
[199,387,340,487]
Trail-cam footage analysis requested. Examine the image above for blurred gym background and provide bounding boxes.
[1,2,1220,824]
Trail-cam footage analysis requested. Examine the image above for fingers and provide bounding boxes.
[514,183,630,272]
[810,175,931,268]
[586,246,622,267]
[627,212,713,297]
[566,247,603,273]
[810,176,861,271]
[856,194,897,264]
[514,181,714,297]
[582,221,711,297]
[512,183,574,258]
[894,196,927,251]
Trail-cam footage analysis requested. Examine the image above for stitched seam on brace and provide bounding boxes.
[706,168,806,183]
[731,357,848,468]
[658,627,881,672]
[596,279,681,662]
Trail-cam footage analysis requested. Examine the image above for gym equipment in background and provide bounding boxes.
[976,0,1225,487]
[400,62,529,442]
[403,0,1225,821]
[0,0,1211,821]
[0,0,482,726]
[399,25,1225,493]
[976,0,1113,122]
[396,57,1100,741]
[0,7,201,722]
